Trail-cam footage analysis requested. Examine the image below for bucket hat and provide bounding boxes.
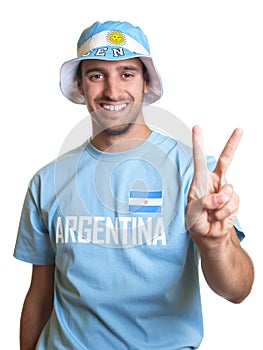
[60,21,163,105]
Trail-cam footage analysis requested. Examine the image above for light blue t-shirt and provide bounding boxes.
[14,131,243,350]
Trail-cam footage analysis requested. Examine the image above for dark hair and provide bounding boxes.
[76,61,83,82]
[141,62,149,83]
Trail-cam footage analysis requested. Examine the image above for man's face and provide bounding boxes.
[78,58,149,136]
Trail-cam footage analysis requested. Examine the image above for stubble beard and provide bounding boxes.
[104,122,134,136]
[91,101,144,137]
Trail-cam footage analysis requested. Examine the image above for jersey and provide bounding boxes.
[14,130,244,350]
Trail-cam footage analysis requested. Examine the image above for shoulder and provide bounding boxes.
[25,142,89,204]
[151,131,193,172]
[152,130,216,176]
[29,142,88,184]
[151,130,192,154]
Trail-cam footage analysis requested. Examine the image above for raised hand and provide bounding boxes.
[186,125,243,241]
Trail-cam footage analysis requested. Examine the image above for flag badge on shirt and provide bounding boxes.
[128,190,163,213]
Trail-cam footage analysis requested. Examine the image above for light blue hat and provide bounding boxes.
[60,21,163,105]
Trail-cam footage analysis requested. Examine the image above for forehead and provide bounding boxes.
[80,57,143,70]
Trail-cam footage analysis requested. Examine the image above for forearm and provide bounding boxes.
[20,292,53,350]
[20,264,54,350]
[197,230,254,303]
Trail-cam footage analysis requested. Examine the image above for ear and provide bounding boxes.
[144,82,149,94]
[143,71,150,94]
[77,79,84,96]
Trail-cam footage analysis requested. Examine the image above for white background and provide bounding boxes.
[1,0,262,348]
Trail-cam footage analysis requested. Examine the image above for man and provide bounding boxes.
[14,21,254,349]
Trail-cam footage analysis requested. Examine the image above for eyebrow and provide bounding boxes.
[117,65,140,71]
[84,65,140,75]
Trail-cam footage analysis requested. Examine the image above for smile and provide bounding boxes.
[101,103,127,112]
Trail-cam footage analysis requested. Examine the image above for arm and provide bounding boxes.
[197,227,254,303]
[186,126,254,303]
[20,264,55,350]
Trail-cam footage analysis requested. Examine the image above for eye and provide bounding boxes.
[89,73,104,80]
[122,72,134,78]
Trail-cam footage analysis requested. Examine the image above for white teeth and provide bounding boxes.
[102,103,127,111]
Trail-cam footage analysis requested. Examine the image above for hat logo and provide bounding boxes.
[106,31,126,45]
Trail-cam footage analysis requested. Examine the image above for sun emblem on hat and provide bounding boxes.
[106,31,126,45]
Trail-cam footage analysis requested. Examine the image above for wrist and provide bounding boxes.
[191,230,232,254]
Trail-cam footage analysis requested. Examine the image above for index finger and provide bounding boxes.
[191,125,208,197]
[214,128,243,180]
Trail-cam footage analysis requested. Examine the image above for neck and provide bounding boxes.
[91,122,152,153]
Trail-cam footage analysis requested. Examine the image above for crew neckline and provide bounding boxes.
[86,130,160,161]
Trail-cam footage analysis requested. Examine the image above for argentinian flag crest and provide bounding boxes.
[129,190,163,213]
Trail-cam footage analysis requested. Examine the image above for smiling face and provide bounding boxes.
[77,58,149,136]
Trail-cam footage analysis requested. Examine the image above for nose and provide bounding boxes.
[104,76,123,101]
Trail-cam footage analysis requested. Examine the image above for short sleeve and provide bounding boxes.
[233,218,245,242]
[14,179,55,265]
